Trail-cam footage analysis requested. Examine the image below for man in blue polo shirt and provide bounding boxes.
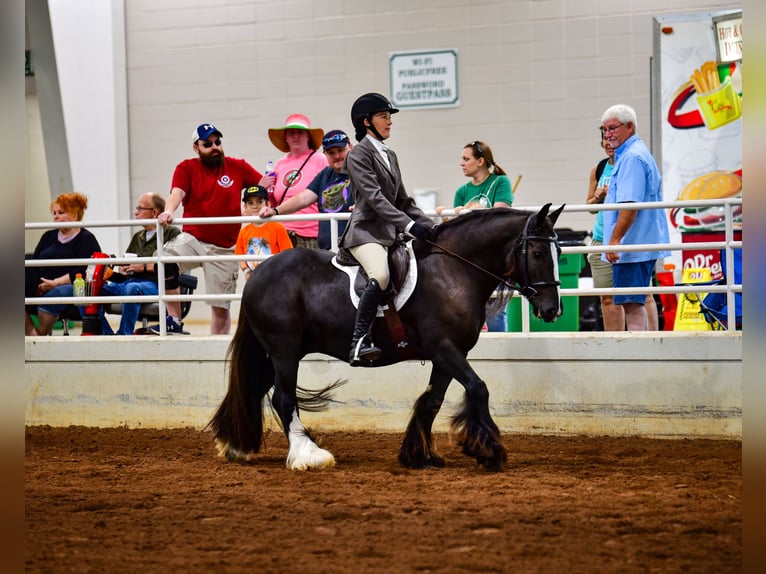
[601,104,670,331]
[258,129,354,250]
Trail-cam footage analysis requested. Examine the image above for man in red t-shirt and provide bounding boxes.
[157,123,275,334]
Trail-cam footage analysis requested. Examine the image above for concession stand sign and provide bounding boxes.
[389,50,459,109]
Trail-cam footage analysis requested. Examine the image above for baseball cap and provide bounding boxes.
[322,130,350,151]
[242,185,269,202]
[193,123,223,143]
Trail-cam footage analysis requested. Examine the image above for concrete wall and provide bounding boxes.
[25,0,743,254]
[25,332,742,438]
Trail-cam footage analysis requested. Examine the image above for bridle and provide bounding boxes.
[423,213,561,300]
[512,212,561,299]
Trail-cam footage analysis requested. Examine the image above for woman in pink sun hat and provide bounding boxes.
[267,114,329,248]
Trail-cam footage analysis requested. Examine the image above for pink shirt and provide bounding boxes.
[270,150,329,238]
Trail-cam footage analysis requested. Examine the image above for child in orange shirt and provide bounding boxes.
[236,185,293,281]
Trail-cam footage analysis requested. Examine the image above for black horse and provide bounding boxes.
[208,204,564,471]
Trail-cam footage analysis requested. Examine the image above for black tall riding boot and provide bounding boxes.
[349,278,384,367]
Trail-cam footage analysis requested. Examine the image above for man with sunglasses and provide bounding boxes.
[156,123,273,334]
[599,104,670,331]
[258,129,355,250]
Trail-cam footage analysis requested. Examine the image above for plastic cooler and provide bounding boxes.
[508,252,585,332]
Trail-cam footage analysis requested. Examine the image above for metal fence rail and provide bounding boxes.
[25,198,742,334]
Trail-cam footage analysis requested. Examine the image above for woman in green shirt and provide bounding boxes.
[454,140,513,210]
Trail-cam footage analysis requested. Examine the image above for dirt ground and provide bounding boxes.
[25,426,741,573]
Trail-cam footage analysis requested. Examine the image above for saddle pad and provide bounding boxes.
[331,242,418,317]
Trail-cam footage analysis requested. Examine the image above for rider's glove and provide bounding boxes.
[409,223,431,240]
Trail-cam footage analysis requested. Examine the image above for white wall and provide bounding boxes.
[123,0,742,232]
[26,0,743,244]
[32,0,130,254]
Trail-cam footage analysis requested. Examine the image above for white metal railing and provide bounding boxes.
[25,198,742,335]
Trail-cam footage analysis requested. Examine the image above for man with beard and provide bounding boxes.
[156,123,273,334]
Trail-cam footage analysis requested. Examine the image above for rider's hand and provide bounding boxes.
[409,223,431,240]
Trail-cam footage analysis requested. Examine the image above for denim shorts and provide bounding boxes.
[612,260,655,305]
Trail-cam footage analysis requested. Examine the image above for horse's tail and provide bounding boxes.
[206,312,272,461]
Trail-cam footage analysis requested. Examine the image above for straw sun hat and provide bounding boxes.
[268,113,324,153]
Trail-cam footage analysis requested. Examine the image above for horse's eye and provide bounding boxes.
[533,250,545,258]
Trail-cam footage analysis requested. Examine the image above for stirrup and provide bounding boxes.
[350,337,381,366]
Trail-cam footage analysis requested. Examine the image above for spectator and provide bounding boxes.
[454,140,514,332]
[586,134,624,330]
[258,129,354,250]
[235,185,293,282]
[453,140,513,210]
[267,114,329,248]
[340,92,435,366]
[600,104,670,331]
[25,192,101,336]
[98,193,182,335]
[156,123,271,334]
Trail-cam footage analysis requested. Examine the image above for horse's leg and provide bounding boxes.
[398,364,452,469]
[271,361,336,471]
[434,348,507,471]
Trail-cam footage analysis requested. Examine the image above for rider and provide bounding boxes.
[340,92,436,367]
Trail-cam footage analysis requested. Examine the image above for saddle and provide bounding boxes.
[335,238,411,301]
[333,237,418,360]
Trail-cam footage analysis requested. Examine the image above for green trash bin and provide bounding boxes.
[508,252,584,331]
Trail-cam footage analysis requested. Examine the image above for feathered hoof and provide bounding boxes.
[214,439,253,462]
[398,451,446,469]
[286,443,336,471]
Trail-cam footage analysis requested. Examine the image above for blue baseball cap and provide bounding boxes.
[192,123,223,143]
[322,129,350,151]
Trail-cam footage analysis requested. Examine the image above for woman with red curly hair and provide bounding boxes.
[25,192,101,335]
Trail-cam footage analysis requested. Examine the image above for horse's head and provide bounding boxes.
[510,203,564,322]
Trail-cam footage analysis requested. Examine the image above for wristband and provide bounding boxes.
[274,207,279,215]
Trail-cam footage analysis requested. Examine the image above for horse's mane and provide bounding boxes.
[429,207,541,319]
[430,207,532,240]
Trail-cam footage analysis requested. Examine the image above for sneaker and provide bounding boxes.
[148,315,189,335]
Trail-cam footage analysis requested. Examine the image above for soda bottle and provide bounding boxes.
[73,273,86,298]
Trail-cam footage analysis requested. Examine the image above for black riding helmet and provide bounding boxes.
[350,93,399,142]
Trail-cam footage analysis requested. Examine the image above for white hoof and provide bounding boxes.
[286,439,336,470]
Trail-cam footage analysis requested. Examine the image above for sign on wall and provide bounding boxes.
[389,50,459,109]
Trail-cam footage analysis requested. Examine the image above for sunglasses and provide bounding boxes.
[199,138,222,149]
[322,133,348,146]
[470,140,484,157]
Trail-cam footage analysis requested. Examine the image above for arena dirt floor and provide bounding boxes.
[25,425,741,573]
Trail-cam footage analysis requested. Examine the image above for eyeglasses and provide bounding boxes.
[199,138,222,148]
[601,123,624,135]
[470,140,484,157]
[322,133,348,146]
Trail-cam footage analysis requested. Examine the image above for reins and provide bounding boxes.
[422,212,560,299]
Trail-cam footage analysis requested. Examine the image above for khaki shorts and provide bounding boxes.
[587,239,614,289]
[163,232,237,309]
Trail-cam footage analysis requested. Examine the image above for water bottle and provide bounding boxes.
[265,161,275,192]
[73,273,86,298]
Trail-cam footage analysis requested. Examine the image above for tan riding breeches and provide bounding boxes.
[349,243,390,290]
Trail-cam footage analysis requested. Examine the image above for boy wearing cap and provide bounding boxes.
[258,129,355,250]
[235,185,293,282]
[267,114,329,248]
[156,123,274,334]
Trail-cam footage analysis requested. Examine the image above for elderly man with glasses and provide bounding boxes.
[98,193,181,335]
[600,104,670,331]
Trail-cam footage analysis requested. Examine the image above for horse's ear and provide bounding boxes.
[548,204,565,226]
[531,203,552,228]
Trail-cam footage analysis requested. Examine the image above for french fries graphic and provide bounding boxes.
[690,61,720,94]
